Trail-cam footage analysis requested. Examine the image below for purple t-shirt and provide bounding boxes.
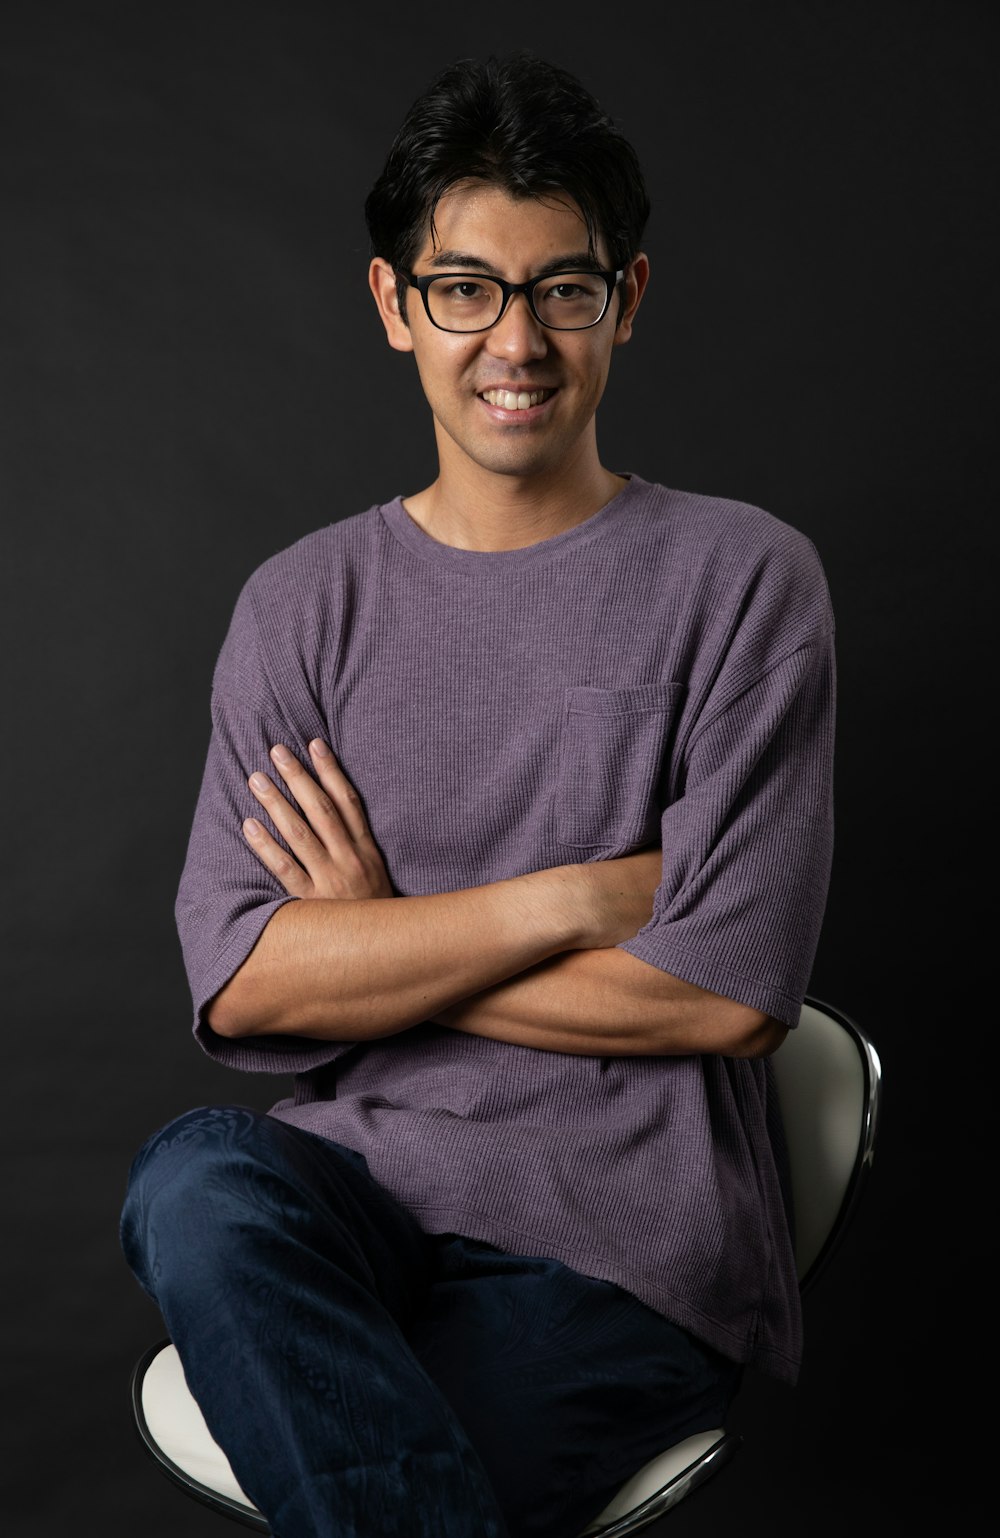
[176,475,835,1383]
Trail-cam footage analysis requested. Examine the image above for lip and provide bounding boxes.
[476,386,559,422]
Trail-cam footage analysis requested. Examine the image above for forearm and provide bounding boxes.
[207,866,592,1040]
[435,947,786,1058]
[207,741,665,1042]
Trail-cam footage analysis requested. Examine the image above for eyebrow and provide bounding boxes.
[425,250,604,277]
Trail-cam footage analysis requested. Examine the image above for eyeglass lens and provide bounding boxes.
[426,273,608,331]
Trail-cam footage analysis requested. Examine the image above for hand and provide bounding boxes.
[243,740,394,900]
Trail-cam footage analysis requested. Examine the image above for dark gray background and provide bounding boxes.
[2,1,992,1532]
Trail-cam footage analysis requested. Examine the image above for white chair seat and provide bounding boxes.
[141,1344,256,1512]
[579,1427,735,1533]
[137,1341,732,1536]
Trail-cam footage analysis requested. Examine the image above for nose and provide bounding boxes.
[484,292,548,363]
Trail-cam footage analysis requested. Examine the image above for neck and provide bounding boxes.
[402,438,626,553]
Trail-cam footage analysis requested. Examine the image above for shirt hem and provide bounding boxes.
[618,934,804,1031]
[404,1199,801,1385]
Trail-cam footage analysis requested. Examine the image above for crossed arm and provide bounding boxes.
[206,739,784,1058]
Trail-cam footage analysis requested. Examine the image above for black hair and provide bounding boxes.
[364,53,650,321]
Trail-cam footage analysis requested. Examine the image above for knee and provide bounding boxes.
[120,1105,274,1298]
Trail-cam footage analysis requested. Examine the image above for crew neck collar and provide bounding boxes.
[379,474,645,573]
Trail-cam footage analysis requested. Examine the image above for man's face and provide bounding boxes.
[370,182,647,486]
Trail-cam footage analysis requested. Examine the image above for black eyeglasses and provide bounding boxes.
[401,267,625,333]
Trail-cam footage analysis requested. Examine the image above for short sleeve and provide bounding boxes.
[619,628,835,1029]
[174,580,354,1075]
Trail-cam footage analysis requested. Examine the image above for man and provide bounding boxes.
[121,52,835,1538]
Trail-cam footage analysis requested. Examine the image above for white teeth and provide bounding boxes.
[481,389,551,411]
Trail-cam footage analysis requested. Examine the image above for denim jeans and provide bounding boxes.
[121,1105,740,1538]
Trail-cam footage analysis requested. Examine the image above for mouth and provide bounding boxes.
[478,387,556,413]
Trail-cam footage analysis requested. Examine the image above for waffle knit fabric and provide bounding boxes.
[176,474,835,1383]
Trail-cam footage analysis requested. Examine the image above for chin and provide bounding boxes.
[465,436,567,480]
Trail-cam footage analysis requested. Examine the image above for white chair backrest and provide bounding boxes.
[771,1000,877,1284]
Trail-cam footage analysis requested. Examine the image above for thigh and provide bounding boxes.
[122,1111,512,1537]
[121,1106,435,1330]
[406,1236,741,1538]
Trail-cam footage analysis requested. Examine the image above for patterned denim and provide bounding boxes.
[121,1106,741,1538]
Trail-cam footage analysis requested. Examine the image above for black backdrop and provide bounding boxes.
[2,1,993,1532]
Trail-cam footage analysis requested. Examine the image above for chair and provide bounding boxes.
[130,995,881,1535]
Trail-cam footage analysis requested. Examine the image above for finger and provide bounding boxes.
[248,770,333,864]
[263,748,354,853]
[242,816,311,897]
[308,739,372,844]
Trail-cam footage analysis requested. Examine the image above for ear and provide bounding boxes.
[369,258,414,353]
[613,253,650,346]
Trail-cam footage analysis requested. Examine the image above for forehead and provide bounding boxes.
[418,181,608,274]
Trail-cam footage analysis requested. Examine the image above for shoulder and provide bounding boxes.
[235,503,387,622]
[625,475,833,638]
[628,476,826,582]
[213,502,389,703]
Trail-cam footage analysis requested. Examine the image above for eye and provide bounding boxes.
[532,273,608,327]
[535,273,606,303]
[438,279,491,301]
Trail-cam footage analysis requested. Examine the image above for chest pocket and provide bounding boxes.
[557,684,684,852]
